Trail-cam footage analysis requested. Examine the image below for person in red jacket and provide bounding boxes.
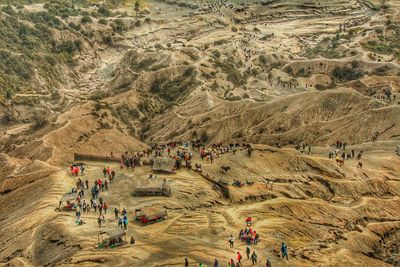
[237,252,242,264]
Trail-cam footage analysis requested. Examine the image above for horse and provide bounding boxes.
[336,158,344,166]
[220,166,231,173]
[195,163,202,172]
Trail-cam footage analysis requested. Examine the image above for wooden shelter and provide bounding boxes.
[135,205,167,224]
[133,179,172,197]
[97,228,127,249]
[152,157,176,173]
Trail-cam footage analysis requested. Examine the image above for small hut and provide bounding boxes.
[133,179,172,197]
[97,228,127,249]
[152,157,176,173]
[135,205,167,224]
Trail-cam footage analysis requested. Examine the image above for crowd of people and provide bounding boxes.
[65,138,369,265]
[327,140,364,167]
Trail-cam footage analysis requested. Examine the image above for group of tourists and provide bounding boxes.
[70,164,84,176]
[328,140,364,167]
[114,208,129,230]
[67,164,118,228]
[295,143,312,154]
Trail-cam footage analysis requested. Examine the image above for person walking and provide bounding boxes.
[251,251,258,265]
[237,252,242,264]
[246,245,251,260]
[229,235,234,248]
[213,258,219,267]
[184,258,189,267]
[281,242,288,260]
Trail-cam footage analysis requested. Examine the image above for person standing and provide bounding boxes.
[266,258,271,267]
[103,202,108,214]
[184,258,189,267]
[114,207,119,219]
[75,207,81,223]
[123,215,128,230]
[213,259,219,267]
[251,251,258,265]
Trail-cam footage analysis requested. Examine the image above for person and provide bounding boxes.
[103,202,108,214]
[266,258,271,267]
[357,150,363,160]
[80,165,85,175]
[98,215,102,228]
[357,161,363,169]
[185,258,189,267]
[237,252,242,264]
[75,207,81,223]
[99,204,103,215]
[123,216,128,230]
[213,259,219,267]
[130,236,135,245]
[118,217,123,228]
[251,251,258,265]
[85,179,89,189]
[229,259,235,267]
[246,245,251,259]
[106,166,111,178]
[114,207,119,219]
[235,261,240,267]
[103,167,107,178]
[229,235,234,248]
[281,242,288,260]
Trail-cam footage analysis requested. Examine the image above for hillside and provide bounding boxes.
[0,0,400,266]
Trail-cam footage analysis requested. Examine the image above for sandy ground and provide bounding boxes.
[38,140,400,267]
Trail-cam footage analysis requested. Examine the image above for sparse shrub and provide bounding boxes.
[81,15,92,24]
[101,36,112,46]
[331,66,363,82]
[98,6,112,17]
[98,18,108,25]
[200,130,209,143]
[212,50,221,59]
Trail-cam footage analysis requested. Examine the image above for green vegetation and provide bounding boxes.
[214,57,248,86]
[150,67,200,103]
[363,23,400,59]
[305,35,344,59]
[331,65,363,82]
[111,19,129,33]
